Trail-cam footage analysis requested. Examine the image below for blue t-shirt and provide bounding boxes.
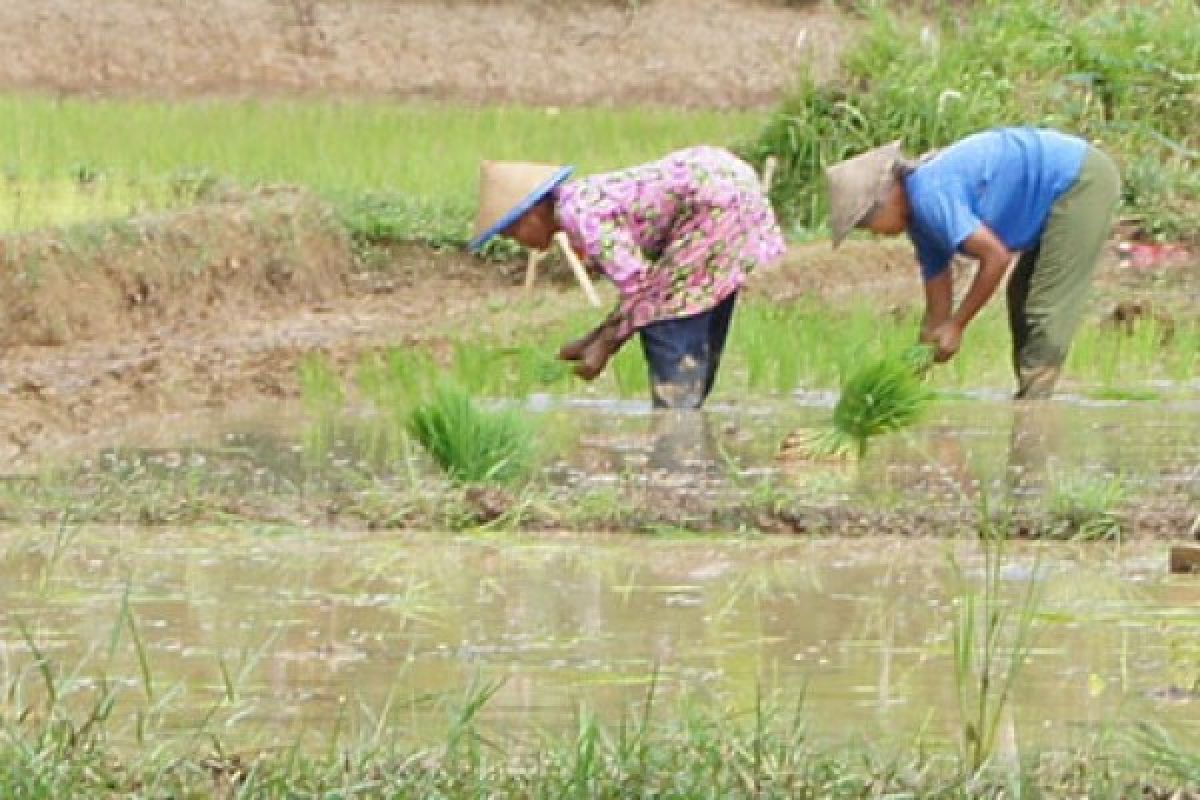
[905,127,1088,280]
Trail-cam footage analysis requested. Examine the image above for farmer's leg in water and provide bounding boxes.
[703,292,738,399]
[1007,148,1122,399]
[648,409,718,475]
[640,292,737,409]
[1006,401,1062,505]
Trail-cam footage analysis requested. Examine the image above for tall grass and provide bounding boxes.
[743,0,1199,238]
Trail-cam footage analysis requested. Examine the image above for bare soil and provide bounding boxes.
[0,0,848,108]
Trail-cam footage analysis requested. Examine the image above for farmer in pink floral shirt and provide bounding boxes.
[470,146,785,408]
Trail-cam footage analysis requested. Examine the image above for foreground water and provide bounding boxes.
[1,391,1196,753]
[2,528,1198,753]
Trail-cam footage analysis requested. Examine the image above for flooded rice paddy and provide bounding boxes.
[2,392,1197,753]
[3,530,1200,751]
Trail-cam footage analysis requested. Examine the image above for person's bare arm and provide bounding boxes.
[920,269,954,342]
[925,225,1014,362]
[953,225,1014,329]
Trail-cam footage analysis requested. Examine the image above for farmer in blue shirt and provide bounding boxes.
[825,127,1121,398]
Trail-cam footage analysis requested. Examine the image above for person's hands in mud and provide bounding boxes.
[558,317,625,381]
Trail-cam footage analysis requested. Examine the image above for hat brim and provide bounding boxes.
[468,166,575,253]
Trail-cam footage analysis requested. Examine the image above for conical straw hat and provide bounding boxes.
[825,140,903,248]
[470,160,574,252]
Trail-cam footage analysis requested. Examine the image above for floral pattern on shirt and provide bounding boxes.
[554,146,786,342]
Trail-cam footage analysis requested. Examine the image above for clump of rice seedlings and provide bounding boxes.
[408,384,533,485]
[1085,386,1163,403]
[297,353,343,416]
[822,345,936,458]
[610,346,648,398]
[1046,472,1128,540]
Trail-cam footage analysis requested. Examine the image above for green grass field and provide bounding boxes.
[0,96,765,233]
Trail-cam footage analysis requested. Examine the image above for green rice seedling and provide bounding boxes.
[1045,472,1128,540]
[1133,723,1200,787]
[609,345,648,399]
[949,533,1042,777]
[514,345,574,394]
[297,353,343,416]
[827,345,936,458]
[453,342,505,397]
[407,384,534,485]
[356,348,439,412]
[1084,386,1163,403]
[0,96,763,235]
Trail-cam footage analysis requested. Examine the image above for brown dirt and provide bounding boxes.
[0,0,850,108]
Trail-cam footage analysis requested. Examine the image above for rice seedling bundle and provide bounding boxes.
[823,345,936,458]
[407,385,533,485]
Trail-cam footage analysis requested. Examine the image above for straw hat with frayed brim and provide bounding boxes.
[469,161,575,253]
[825,140,904,248]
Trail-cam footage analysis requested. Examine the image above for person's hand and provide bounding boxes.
[558,330,597,362]
[927,320,963,363]
[569,320,623,380]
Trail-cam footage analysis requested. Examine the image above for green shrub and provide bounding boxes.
[743,0,1199,239]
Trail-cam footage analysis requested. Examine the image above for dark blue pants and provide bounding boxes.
[639,291,737,409]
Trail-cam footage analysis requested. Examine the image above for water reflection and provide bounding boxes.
[2,530,1198,752]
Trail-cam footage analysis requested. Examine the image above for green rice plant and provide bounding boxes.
[297,353,343,416]
[609,345,649,399]
[949,535,1042,777]
[1045,471,1129,540]
[453,341,499,396]
[0,96,763,235]
[1084,386,1163,403]
[827,345,936,458]
[1133,723,1200,788]
[513,345,575,395]
[356,348,439,411]
[407,384,534,485]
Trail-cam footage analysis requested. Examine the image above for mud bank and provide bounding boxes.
[0,187,351,347]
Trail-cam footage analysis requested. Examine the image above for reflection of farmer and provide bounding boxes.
[470,146,785,409]
[826,127,1121,399]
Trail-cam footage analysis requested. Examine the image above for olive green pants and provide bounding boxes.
[1006,147,1121,399]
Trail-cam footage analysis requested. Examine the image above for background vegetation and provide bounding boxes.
[0,100,762,241]
[3,2,1194,247]
[744,0,1199,240]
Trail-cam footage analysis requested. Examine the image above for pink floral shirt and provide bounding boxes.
[555,146,786,341]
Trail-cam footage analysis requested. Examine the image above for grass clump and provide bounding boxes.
[408,384,534,485]
[1046,472,1129,540]
[825,345,936,457]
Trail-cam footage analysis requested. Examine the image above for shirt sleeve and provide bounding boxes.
[577,217,661,342]
[908,178,982,281]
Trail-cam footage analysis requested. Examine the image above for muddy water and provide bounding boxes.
[548,392,1200,515]
[2,529,1199,751]
[89,391,1200,518]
